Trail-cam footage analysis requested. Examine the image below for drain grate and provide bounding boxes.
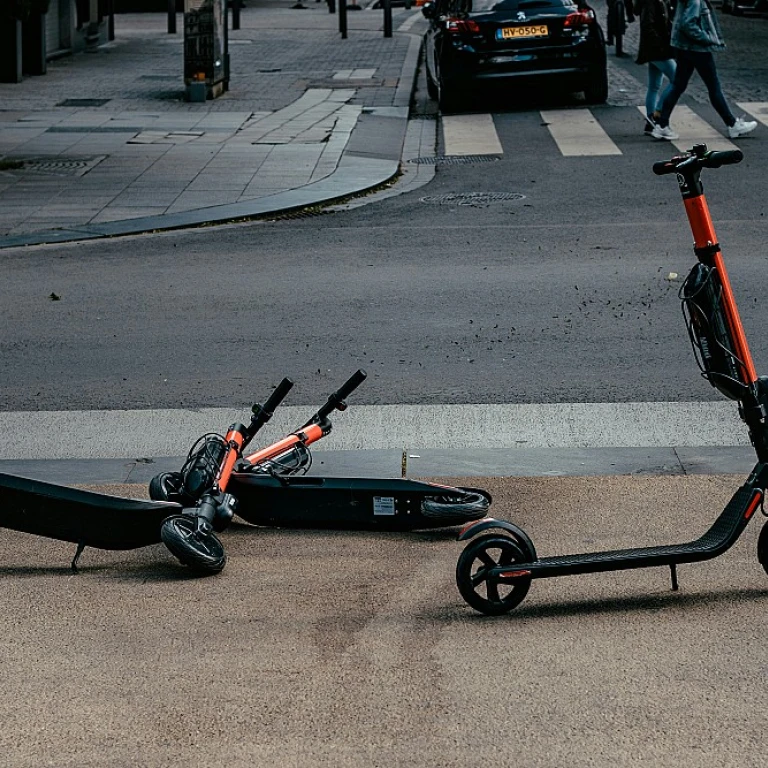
[410,155,502,165]
[47,126,143,133]
[56,98,112,107]
[420,192,526,206]
[18,156,107,177]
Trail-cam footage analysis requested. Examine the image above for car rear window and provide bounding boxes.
[470,0,575,11]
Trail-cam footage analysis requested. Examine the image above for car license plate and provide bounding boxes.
[498,25,548,40]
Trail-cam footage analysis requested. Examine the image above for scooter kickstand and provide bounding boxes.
[71,542,86,573]
[670,564,679,591]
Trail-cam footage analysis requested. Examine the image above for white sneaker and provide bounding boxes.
[728,117,758,138]
[651,124,679,141]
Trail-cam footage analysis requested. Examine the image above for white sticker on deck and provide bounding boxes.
[373,497,396,516]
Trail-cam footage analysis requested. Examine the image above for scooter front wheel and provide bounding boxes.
[421,487,490,523]
[456,534,531,615]
[161,514,226,575]
[757,521,768,574]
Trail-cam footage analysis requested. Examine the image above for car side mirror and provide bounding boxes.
[422,1,436,18]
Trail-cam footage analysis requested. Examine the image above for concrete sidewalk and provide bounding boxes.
[0,1,431,249]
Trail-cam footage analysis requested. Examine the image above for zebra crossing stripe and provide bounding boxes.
[540,108,621,156]
[441,113,503,156]
[736,102,768,128]
[639,105,738,152]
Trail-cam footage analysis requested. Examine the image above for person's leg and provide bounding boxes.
[646,62,663,119]
[653,58,677,116]
[658,50,694,128]
[692,51,736,127]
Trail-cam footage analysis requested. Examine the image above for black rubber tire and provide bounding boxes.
[439,85,463,114]
[583,64,608,105]
[149,472,184,503]
[161,515,227,575]
[436,63,463,113]
[758,521,768,574]
[456,534,532,615]
[426,68,438,101]
[422,487,490,522]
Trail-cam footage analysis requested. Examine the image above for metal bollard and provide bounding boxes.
[168,0,176,33]
[383,0,392,37]
[339,0,347,38]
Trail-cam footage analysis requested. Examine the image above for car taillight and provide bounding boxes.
[445,17,481,33]
[564,9,594,26]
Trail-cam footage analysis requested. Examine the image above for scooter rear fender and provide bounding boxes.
[457,517,537,559]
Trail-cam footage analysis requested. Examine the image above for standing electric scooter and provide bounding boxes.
[456,144,768,615]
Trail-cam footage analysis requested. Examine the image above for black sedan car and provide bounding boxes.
[422,0,608,111]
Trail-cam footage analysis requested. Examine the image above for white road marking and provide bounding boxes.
[735,102,768,128]
[0,402,747,460]
[641,105,738,152]
[540,108,621,156]
[441,113,503,156]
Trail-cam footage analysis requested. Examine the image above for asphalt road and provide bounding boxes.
[3,146,768,411]
[3,10,768,411]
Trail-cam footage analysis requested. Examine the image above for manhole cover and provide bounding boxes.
[18,156,107,177]
[56,98,111,107]
[409,155,502,165]
[420,192,526,206]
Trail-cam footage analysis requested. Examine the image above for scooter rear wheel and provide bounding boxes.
[161,514,227,575]
[456,534,531,615]
[422,487,490,522]
[149,471,184,503]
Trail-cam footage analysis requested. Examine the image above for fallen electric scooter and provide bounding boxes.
[149,370,491,570]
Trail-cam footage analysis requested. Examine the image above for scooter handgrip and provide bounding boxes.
[703,149,743,168]
[335,369,367,400]
[652,159,680,176]
[262,377,294,415]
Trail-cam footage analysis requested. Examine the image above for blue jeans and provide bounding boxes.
[646,59,676,118]
[659,48,735,128]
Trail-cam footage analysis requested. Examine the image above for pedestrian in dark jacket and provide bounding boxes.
[634,0,676,134]
[652,0,757,140]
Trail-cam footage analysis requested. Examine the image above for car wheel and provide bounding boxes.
[438,78,463,113]
[425,65,438,100]
[583,64,608,105]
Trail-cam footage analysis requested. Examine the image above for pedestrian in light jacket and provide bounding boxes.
[634,0,676,134]
[652,0,757,140]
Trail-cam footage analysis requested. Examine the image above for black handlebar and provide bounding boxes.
[262,377,294,415]
[334,368,368,402]
[245,377,294,442]
[653,146,743,176]
[307,369,367,425]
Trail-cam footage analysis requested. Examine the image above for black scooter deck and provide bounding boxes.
[230,473,487,530]
[0,472,181,550]
[498,483,762,580]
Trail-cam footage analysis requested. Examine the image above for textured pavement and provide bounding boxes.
[0,1,426,247]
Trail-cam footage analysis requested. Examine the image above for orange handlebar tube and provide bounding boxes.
[244,423,325,465]
[684,195,758,386]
